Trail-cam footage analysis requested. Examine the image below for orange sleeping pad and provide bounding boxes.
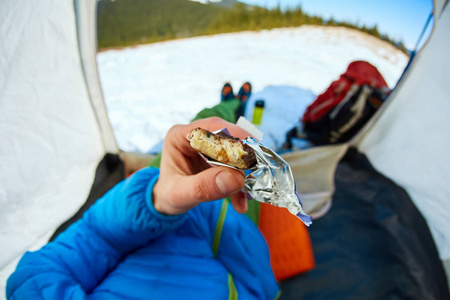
[257,203,315,281]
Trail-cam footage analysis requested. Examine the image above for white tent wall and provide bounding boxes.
[358,0,450,286]
[283,144,348,219]
[75,0,118,154]
[0,0,112,295]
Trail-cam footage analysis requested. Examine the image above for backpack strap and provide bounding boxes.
[329,85,373,143]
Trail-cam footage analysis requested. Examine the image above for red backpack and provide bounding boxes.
[302,61,390,145]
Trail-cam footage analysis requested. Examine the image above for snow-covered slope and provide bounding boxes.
[97,25,408,153]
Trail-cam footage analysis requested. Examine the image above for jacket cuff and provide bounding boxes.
[144,169,187,232]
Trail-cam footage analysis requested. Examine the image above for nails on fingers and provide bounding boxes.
[216,171,241,196]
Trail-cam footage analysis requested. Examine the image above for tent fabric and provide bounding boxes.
[357,1,450,270]
[435,0,449,17]
[49,153,125,241]
[0,0,108,291]
[74,0,118,154]
[279,149,450,300]
[283,144,348,219]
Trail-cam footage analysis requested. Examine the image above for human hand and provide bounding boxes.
[152,117,251,215]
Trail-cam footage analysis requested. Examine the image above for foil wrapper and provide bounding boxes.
[242,137,312,226]
[202,128,312,226]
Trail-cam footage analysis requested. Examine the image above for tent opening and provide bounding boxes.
[95,0,432,156]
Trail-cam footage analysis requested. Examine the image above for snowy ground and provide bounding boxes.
[97,25,408,153]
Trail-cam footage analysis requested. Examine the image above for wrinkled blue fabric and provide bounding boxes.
[6,167,279,299]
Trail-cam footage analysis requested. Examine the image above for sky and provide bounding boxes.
[238,0,433,49]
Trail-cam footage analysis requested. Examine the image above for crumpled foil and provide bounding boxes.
[201,128,312,226]
[242,137,312,226]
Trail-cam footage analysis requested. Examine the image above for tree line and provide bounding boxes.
[97,0,408,54]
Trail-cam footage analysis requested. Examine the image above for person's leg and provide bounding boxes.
[235,82,252,119]
[221,83,235,102]
[236,82,252,102]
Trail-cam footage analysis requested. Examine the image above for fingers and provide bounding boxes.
[154,167,245,215]
[230,192,248,214]
[187,167,245,203]
[188,168,248,214]
[154,117,252,215]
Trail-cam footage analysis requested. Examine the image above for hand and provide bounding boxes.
[153,117,251,215]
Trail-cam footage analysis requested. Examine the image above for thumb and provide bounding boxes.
[182,168,245,204]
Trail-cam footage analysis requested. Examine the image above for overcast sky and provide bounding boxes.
[238,0,433,48]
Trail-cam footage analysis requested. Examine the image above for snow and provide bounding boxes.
[97,26,408,155]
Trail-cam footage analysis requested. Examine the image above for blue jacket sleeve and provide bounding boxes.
[6,167,186,300]
[214,201,280,299]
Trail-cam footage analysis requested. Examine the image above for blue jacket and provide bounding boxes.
[6,167,280,299]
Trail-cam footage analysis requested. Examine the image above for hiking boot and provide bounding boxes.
[221,83,235,102]
[236,82,252,102]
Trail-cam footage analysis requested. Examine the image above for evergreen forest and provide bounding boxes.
[97,0,408,54]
